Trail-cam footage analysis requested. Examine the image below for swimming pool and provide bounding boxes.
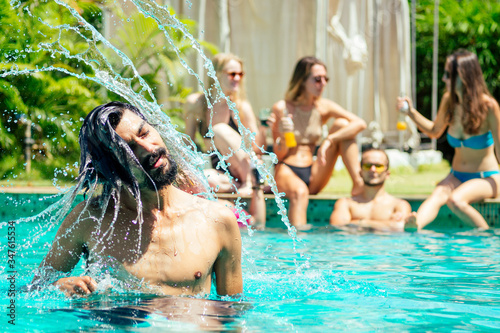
[2,194,500,331]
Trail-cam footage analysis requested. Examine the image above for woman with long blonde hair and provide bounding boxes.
[184,53,264,192]
[184,53,266,227]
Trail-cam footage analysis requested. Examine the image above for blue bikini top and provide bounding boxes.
[446,131,494,149]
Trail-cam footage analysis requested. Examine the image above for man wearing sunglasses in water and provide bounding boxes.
[329,148,414,232]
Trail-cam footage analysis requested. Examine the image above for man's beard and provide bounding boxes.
[142,147,178,190]
[363,178,385,187]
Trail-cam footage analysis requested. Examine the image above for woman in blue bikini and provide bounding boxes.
[399,49,500,230]
[269,56,366,228]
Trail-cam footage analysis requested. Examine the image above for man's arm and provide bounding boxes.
[331,197,411,232]
[389,198,412,223]
[213,205,243,296]
[329,198,353,226]
[354,219,403,232]
[33,202,97,296]
[357,198,412,232]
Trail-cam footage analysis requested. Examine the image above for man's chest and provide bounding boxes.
[351,200,396,220]
[87,223,219,291]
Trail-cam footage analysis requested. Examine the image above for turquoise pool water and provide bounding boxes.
[2,195,500,332]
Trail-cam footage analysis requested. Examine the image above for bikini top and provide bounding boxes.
[446,131,494,149]
[227,115,239,132]
[199,96,239,137]
[287,107,322,145]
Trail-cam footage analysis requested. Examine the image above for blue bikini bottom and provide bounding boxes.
[450,169,500,183]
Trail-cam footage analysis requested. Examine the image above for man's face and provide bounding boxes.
[114,110,177,190]
[360,150,389,187]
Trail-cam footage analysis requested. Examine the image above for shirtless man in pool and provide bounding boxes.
[33,102,242,297]
[329,148,413,232]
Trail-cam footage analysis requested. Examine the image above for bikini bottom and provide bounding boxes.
[284,163,312,186]
[450,169,500,183]
[232,207,251,228]
[211,154,221,169]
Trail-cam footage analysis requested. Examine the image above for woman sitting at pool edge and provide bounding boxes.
[399,49,500,230]
[268,56,366,228]
[184,53,265,194]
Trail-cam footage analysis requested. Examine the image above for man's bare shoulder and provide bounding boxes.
[394,196,412,210]
[193,196,237,225]
[342,195,362,206]
[56,197,104,241]
[332,197,355,214]
[72,196,110,217]
[394,196,410,204]
[381,194,410,207]
[177,192,236,224]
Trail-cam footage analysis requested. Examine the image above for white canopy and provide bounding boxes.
[167,0,418,148]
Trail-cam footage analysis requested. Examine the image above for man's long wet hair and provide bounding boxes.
[79,102,148,197]
[30,102,207,287]
[77,100,206,201]
[75,101,153,224]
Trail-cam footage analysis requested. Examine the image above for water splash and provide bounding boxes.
[0,0,305,295]
[2,0,298,232]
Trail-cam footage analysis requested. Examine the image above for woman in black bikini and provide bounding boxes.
[269,56,366,227]
[184,53,265,194]
[399,49,500,230]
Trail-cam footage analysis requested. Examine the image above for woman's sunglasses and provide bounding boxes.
[443,70,450,79]
[226,71,245,79]
[361,163,386,173]
[312,75,329,83]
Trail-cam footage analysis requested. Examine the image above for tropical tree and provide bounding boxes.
[0,0,104,181]
[104,8,218,129]
[413,0,500,161]
[414,0,500,118]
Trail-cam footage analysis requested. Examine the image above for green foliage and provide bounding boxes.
[0,0,104,181]
[414,0,500,117]
[103,9,217,127]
